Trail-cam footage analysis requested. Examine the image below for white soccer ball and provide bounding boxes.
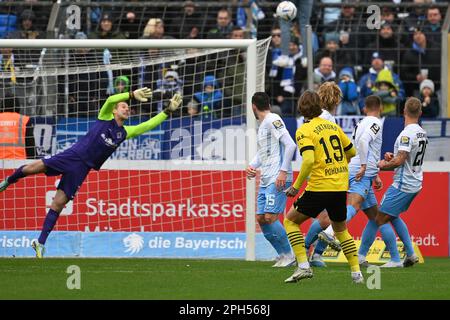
[276,1,298,22]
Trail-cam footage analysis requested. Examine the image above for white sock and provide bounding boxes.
[298,261,310,269]
[352,271,363,277]
[312,253,322,260]
[324,225,334,237]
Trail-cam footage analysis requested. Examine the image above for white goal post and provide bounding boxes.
[0,38,270,260]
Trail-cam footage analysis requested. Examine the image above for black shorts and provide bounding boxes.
[293,191,347,222]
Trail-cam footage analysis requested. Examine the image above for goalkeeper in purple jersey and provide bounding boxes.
[0,88,183,258]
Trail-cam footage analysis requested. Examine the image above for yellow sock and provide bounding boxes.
[283,218,307,264]
[335,229,360,273]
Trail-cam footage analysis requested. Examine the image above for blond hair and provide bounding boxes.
[143,18,163,38]
[317,81,342,112]
[404,97,422,118]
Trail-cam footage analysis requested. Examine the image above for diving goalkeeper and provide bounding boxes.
[0,88,183,258]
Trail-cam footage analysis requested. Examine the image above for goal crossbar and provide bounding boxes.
[0,39,256,49]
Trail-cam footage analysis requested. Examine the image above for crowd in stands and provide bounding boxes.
[0,0,447,118]
[266,1,443,117]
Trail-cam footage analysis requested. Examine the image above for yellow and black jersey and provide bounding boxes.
[296,117,354,192]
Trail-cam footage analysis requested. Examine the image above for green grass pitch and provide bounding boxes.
[0,258,449,300]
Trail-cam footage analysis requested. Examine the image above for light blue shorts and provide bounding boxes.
[257,182,291,214]
[379,185,419,217]
[348,175,378,210]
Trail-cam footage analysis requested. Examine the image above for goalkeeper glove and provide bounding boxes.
[131,87,152,102]
[164,93,183,114]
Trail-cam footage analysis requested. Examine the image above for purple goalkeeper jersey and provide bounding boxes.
[70,119,126,170]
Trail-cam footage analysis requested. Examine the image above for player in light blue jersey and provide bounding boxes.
[359,97,427,267]
[246,92,297,267]
[306,95,399,268]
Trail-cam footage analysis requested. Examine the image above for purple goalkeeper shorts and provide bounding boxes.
[42,148,91,200]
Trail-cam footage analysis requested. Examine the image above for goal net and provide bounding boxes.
[0,38,274,259]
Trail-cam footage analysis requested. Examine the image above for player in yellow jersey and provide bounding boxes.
[283,90,364,284]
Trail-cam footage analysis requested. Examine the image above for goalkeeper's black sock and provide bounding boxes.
[7,165,26,184]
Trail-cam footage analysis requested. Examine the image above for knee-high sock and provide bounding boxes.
[260,221,291,255]
[305,219,322,251]
[38,209,60,245]
[260,222,282,255]
[346,205,358,222]
[335,229,360,273]
[7,165,26,184]
[284,219,308,264]
[391,217,414,257]
[379,223,400,262]
[358,220,378,257]
[270,219,292,255]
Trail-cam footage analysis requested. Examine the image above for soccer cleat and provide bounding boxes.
[284,267,313,283]
[380,260,403,268]
[351,272,364,284]
[277,255,297,267]
[273,254,296,267]
[272,255,282,267]
[0,178,10,192]
[403,255,419,268]
[359,260,372,268]
[358,255,372,268]
[31,240,45,258]
[318,231,341,252]
[309,253,327,268]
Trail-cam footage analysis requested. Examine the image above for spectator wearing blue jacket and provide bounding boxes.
[337,67,359,115]
[358,52,405,112]
[0,12,16,39]
[188,75,224,119]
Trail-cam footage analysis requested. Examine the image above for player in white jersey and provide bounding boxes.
[246,92,297,267]
[319,106,335,122]
[307,96,400,267]
[360,97,427,267]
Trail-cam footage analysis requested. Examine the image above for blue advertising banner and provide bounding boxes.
[0,231,276,260]
[159,116,245,160]
[32,116,450,162]
[381,117,403,157]
[31,117,56,158]
[420,119,450,161]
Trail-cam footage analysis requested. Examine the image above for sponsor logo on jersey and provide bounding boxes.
[101,133,118,148]
[400,136,410,146]
[272,120,284,129]
[370,123,380,135]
